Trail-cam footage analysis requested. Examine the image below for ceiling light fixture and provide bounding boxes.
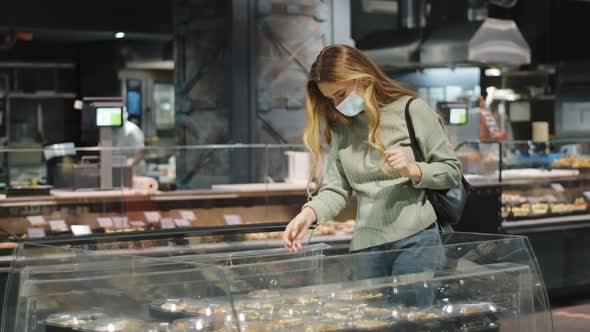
[115,32,125,39]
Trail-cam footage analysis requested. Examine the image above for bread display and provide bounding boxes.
[502,191,589,220]
[553,156,590,169]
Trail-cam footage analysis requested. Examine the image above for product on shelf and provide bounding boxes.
[247,288,282,300]
[42,311,106,330]
[406,309,441,321]
[501,193,528,205]
[146,291,503,332]
[353,319,394,329]
[531,203,549,216]
[76,318,148,332]
[243,220,356,241]
[332,290,384,302]
[553,156,590,169]
[168,318,215,331]
[502,192,590,219]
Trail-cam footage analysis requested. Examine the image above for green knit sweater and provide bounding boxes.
[304,96,462,251]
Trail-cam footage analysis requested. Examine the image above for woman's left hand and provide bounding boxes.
[385,149,423,182]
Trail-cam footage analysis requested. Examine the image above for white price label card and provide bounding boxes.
[27,227,46,238]
[71,225,93,236]
[180,210,197,221]
[49,220,69,233]
[584,192,590,200]
[27,216,47,226]
[97,217,114,228]
[160,218,176,229]
[129,221,146,228]
[174,219,192,228]
[144,211,162,223]
[112,217,129,229]
[223,214,243,225]
[551,183,565,193]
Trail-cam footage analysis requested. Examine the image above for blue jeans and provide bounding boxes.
[351,224,445,306]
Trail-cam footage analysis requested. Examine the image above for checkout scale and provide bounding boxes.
[45,98,132,192]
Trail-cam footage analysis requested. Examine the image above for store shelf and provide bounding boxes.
[466,171,590,187]
[502,213,590,234]
[0,62,75,69]
[7,92,76,99]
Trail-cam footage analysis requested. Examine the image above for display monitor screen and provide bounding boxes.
[449,107,468,125]
[96,107,123,127]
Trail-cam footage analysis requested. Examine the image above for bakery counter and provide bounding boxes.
[0,182,347,245]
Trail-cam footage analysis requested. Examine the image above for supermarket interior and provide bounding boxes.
[1,0,590,331]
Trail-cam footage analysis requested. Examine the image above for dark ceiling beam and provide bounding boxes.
[0,0,173,35]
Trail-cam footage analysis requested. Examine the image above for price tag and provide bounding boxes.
[97,217,114,228]
[49,220,69,233]
[144,211,162,223]
[112,217,129,229]
[27,227,46,238]
[180,210,198,221]
[71,225,93,236]
[27,216,47,226]
[160,218,176,229]
[584,192,590,201]
[129,221,146,228]
[223,214,243,225]
[551,183,565,193]
[543,194,558,203]
[174,219,192,228]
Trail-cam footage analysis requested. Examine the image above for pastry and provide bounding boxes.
[363,306,399,319]
[353,320,391,329]
[285,295,316,305]
[79,318,145,332]
[407,311,440,321]
[531,203,549,215]
[169,318,213,331]
[334,291,383,301]
[43,311,105,328]
[161,302,188,312]
[247,289,281,300]
[196,304,229,319]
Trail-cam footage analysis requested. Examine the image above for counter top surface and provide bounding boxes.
[0,183,310,205]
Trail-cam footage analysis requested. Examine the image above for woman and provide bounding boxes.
[281,45,462,303]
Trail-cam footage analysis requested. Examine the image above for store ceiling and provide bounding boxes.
[0,0,173,43]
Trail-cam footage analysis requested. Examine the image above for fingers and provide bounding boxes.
[385,149,403,157]
[282,223,294,249]
[388,156,406,168]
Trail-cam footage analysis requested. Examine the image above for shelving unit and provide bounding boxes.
[0,62,78,185]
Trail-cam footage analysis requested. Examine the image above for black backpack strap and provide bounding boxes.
[404,97,425,163]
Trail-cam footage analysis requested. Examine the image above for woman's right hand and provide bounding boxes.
[282,207,317,252]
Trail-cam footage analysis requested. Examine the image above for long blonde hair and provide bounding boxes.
[304,45,417,197]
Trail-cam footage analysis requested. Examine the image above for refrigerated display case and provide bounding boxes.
[0,144,356,247]
[457,139,590,292]
[2,232,553,332]
[456,139,590,230]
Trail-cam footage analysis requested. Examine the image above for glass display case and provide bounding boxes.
[457,139,590,292]
[2,232,553,332]
[456,139,590,230]
[0,144,355,248]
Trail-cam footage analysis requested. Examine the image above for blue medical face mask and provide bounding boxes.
[335,81,365,117]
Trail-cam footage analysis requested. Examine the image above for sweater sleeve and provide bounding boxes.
[302,139,353,224]
[409,98,463,190]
